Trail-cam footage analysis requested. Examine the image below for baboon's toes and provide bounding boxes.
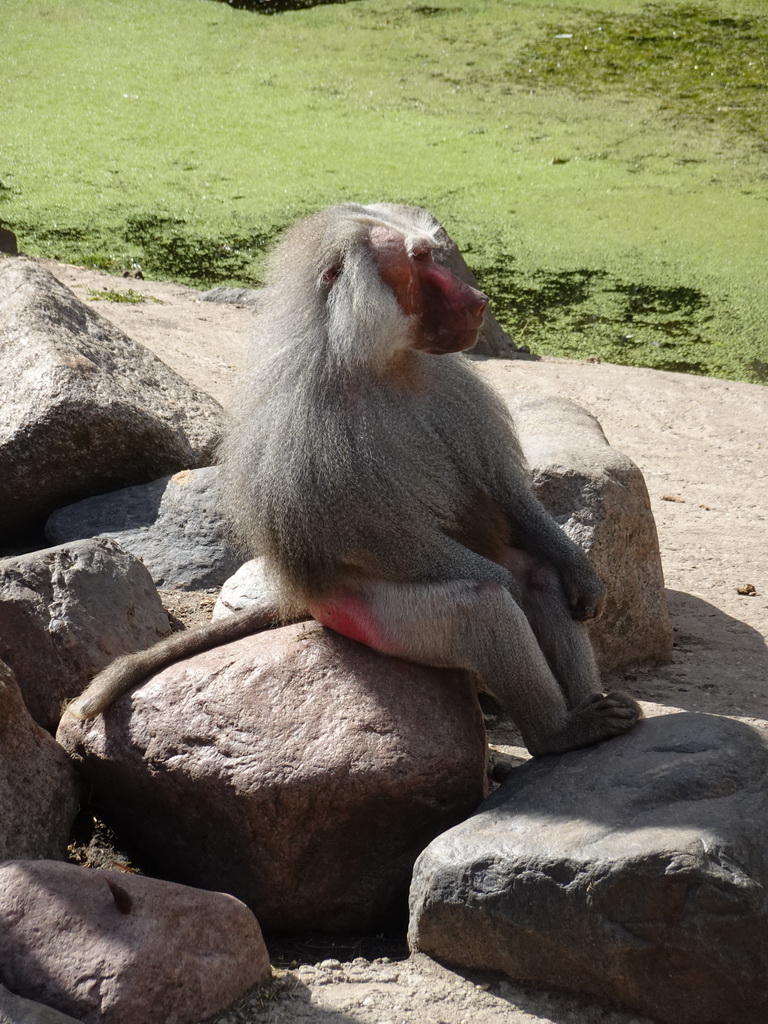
[590,689,643,735]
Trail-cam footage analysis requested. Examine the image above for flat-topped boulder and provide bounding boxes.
[409,711,768,1024]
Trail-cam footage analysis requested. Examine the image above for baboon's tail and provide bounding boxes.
[67,604,286,720]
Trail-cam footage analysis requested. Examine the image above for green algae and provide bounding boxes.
[510,4,767,148]
[1,0,766,382]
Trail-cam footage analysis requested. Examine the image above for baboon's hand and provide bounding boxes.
[562,564,605,622]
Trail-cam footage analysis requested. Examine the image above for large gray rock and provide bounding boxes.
[57,624,488,932]
[409,711,768,1024]
[0,538,169,729]
[0,984,81,1024]
[46,466,242,590]
[0,259,223,537]
[0,660,79,862]
[0,860,270,1024]
[506,393,673,671]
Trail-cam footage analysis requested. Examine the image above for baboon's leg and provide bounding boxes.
[310,580,639,757]
[502,547,601,709]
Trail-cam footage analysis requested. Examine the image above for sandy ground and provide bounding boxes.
[44,261,768,1024]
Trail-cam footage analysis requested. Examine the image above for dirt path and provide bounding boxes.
[45,261,768,1024]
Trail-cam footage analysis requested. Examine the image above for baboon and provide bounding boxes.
[71,202,641,756]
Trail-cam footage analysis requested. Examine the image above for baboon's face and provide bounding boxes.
[368,226,489,354]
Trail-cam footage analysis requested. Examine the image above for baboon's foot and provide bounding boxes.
[530,690,643,757]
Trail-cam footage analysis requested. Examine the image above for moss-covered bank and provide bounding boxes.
[1,0,766,381]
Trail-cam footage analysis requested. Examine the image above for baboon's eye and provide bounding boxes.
[410,246,433,263]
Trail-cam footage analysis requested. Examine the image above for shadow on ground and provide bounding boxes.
[613,589,768,720]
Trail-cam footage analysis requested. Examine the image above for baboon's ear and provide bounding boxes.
[321,263,343,289]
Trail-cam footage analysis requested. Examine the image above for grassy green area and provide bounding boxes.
[1,0,766,381]
[87,288,162,303]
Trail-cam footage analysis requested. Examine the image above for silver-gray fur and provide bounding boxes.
[69,203,641,755]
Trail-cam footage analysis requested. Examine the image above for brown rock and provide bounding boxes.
[0,860,270,1024]
[57,624,488,932]
[0,661,79,861]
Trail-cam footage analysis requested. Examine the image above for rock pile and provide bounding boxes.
[2,251,761,1024]
[57,626,488,933]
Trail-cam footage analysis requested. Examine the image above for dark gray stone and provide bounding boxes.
[0,259,223,537]
[409,711,768,1024]
[0,983,81,1024]
[0,538,169,729]
[200,286,263,306]
[46,466,242,590]
[0,228,18,256]
[0,660,79,862]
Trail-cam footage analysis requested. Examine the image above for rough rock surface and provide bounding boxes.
[0,259,222,536]
[212,556,278,619]
[0,661,79,862]
[506,392,673,671]
[46,466,242,590]
[0,860,270,1024]
[409,711,768,1024]
[0,538,169,730]
[0,983,81,1024]
[57,624,488,932]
